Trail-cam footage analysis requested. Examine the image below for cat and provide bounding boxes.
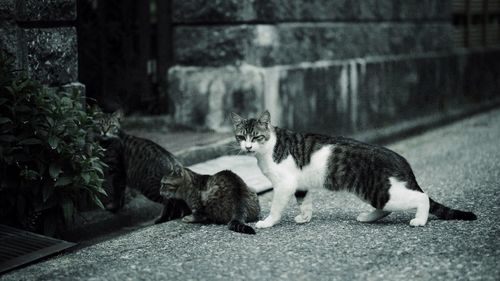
[160,167,261,234]
[230,110,477,228]
[95,110,191,224]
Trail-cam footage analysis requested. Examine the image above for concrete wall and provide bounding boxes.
[0,0,78,87]
[168,0,500,135]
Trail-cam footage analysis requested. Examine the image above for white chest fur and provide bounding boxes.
[256,144,332,191]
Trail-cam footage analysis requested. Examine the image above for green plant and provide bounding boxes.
[0,51,107,236]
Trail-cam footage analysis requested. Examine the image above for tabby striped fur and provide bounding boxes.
[160,169,260,234]
[97,112,190,224]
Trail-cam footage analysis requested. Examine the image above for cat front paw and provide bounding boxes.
[182,215,196,223]
[294,213,312,224]
[409,218,427,227]
[356,212,373,222]
[255,217,276,228]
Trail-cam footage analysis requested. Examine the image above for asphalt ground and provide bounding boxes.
[2,108,500,281]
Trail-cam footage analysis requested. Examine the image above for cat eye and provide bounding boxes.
[252,135,265,141]
[236,135,246,141]
[161,182,177,190]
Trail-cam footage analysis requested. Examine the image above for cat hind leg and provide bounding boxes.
[182,210,209,224]
[409,193,430,227]
[357,209,391,223]
[294,190,313,224]
[383,177,430,227]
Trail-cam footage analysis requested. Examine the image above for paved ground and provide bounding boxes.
[2,109,500,281]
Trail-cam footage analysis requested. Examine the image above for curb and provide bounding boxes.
[352,99,500,145]
[174,99,500,165]
[174,138,235,166]
[63,100,500,243]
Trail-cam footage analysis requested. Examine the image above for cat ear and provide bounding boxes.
[258,110,271,125]
[112,109,124,121]
[231,112,244,125]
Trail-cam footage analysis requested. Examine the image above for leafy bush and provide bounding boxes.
[0,51,107,236]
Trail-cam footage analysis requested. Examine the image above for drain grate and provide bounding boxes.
[0,224,76,274]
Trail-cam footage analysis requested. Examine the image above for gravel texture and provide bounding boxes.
[2,109,500,281]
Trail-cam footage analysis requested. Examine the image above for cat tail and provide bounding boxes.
[228,200,256,235]
[429,198,477,220]
[228,219,256,235]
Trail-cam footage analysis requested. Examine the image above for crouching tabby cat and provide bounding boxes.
[96,111,191,224]
[160,168,260,234]
[231,110,477,228]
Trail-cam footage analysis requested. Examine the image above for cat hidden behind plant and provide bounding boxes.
[231,110,477,228]
[94,110,191,224]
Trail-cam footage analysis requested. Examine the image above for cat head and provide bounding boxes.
[160,167,188,199]
[95,110,123,141]
[230,110,272,154]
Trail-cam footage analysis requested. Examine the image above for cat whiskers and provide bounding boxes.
[222,142,245,156]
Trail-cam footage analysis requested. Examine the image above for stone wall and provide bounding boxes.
[0,0,78,87]
[168,0,500,134]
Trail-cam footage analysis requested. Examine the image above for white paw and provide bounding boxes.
[356,212,372,222]
[294,213,312,224]
[409,218,427,227]
[182,215,195,223]
[255,218,276,229]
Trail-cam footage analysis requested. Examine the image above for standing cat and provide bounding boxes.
[231,110,477,228]
[96,111,191,224]
[160,168,260,234]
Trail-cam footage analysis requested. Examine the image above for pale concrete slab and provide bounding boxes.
[188,155,272,194]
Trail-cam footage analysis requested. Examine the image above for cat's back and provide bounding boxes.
[119,132,183,183]
[329,135,411,168]
[203,170,260,223]
[276,127,409,166]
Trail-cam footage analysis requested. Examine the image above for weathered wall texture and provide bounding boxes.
[168,0,500,134]
[0,0,78,86]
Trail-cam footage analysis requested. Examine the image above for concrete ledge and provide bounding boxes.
[173,0,451,23]
[169,64,265,130]
[174,23,453,66]
[352,99,500,144]
[175,138,236,166]
[169,47,500,133]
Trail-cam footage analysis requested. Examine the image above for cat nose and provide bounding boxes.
[245,145,252,150]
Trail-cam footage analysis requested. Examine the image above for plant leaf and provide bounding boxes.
[46,116,54,127]
[54,176,72,187]
[81,173,90,184]
[94,165,104,176]
[91,193,105,209]
[18,138,41,145]
[0,117,11,124]
[49,163,61,179]
[0,134,16,142]
[48,136,59,149]
[95,186,107,196]
[15,105,31,112]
